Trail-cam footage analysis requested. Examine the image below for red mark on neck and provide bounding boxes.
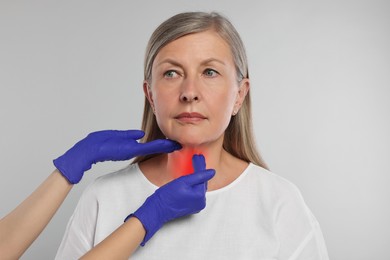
[172,148,205,178]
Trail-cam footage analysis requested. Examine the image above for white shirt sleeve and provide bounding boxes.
[288,218,329,260]
[55,183,98,260]
[274,182,329,260]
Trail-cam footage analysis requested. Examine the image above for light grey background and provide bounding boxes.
[1,0,389,259]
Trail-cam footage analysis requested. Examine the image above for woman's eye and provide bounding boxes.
[164,70,178,78]
[203,68,219,77]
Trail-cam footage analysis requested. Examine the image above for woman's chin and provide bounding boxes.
[170,137,204,148]
[165,132,221,149]
[164,130,219,148]
[177,141,202,148]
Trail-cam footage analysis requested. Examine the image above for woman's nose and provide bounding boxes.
[179,77,200,102]
[180,94,199,102]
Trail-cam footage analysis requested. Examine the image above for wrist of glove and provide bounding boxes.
[126,154,215,246]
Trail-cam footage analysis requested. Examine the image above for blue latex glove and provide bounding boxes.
[53,130,181,184]
[127,154,215,246]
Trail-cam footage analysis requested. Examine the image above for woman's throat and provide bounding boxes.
[170,148,206,178]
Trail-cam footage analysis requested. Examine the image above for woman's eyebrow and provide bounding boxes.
[156,58,226,67]
[156,58,182,68]
[201,58,226,66]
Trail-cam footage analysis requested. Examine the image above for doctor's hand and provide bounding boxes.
[128,154,215,246]
[53,130,181,184]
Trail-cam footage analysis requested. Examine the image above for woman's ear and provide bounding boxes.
[232,78,250,115]
[143,80,155,113]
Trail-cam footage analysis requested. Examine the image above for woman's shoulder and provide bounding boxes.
[245,164,305,203]
[247,164,300,189]
[97,163,140,182]
[83,163,143,194]
[246,164,319,230]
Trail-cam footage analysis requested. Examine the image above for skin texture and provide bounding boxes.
[141,29,250,191]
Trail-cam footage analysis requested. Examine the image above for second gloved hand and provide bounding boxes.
[128,154,215,246]
[53,130,181,184]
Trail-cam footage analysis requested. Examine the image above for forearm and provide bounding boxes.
[0,170,72,259]
[81,217,145,259]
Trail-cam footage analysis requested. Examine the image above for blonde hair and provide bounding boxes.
[133,12,268,170]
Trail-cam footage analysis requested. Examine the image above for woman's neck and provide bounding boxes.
[166,143,224,179]
[139,138,249,190]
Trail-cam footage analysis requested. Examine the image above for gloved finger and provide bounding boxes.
[192,154,206,172]
[112,129,145,140]
[135,139,182,156]
[182,169,215,186]
[91,129,145,140]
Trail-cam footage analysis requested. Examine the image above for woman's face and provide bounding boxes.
[144,30,249,147]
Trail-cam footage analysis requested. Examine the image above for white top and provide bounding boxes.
[55,163,329,260]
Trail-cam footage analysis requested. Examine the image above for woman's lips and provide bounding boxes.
[174,112,207,123]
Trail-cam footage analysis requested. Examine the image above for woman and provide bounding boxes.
[56,12,329,259]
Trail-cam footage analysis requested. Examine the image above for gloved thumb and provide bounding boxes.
[192,154,206,172]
